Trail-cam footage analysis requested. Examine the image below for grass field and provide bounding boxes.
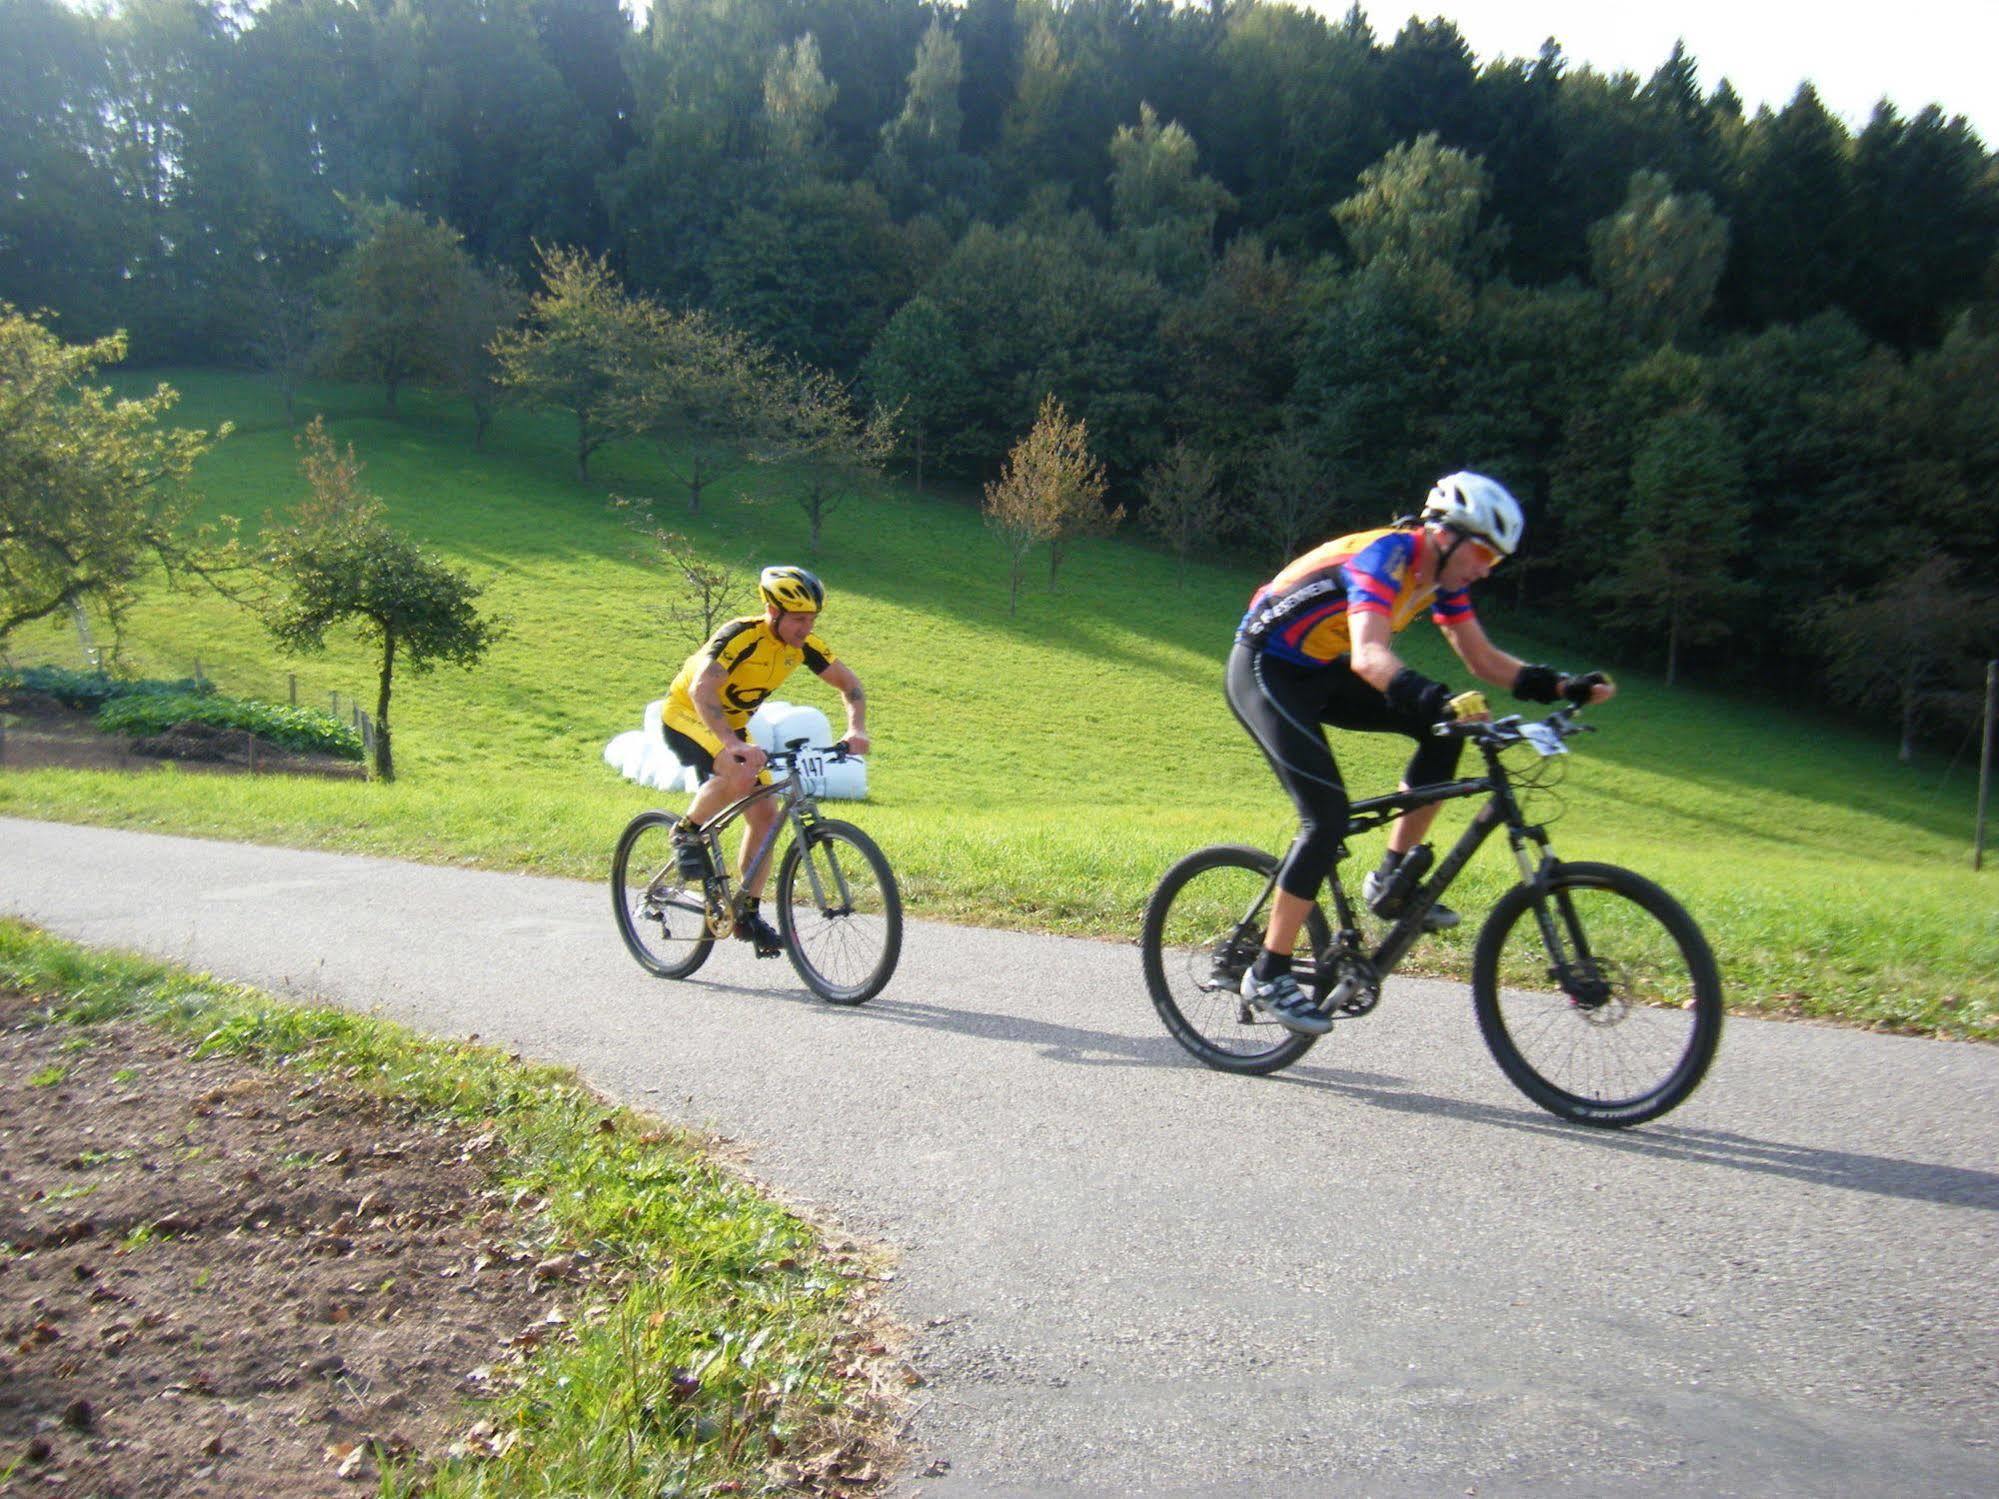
[3,371,1993,1041]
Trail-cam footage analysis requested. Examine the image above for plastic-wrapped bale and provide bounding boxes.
[746,700,866,798]
[747,699,830,752]
[603,699,698,793]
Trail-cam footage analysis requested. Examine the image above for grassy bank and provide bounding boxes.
[1,372,1992,1040]
[0,918,902,1494]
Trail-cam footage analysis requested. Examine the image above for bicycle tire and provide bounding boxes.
[1472,861,1722,1127]
[611,811,715,980]
[1140,845,1331,1075]
[776,819,902,1004]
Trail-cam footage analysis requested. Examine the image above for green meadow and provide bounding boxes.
[2,372,1993,1040]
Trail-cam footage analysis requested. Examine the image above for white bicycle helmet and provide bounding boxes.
[1421,471,1524,557]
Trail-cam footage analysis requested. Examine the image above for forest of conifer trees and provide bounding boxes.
[4,0,1996,733]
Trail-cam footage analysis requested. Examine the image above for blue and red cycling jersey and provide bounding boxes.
[1237,526,1475,667]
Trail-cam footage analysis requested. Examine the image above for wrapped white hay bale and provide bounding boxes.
[604,698,865,798]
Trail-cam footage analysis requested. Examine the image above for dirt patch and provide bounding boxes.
[0,990,570,1495]
[0,693,362,780]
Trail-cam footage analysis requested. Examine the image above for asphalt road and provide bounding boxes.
[2,816,1995,1496]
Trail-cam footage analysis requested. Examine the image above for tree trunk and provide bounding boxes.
[1048,539,1065,591]
[374,629,397,783]
[914,428,925,494]
[687,452,706,517]
[385,377,399,419]
[576,413,591,483]
[1665,609,1680,689]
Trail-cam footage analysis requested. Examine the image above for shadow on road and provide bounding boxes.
[663,977,1999,1215]
[1266,1066,1999,1211]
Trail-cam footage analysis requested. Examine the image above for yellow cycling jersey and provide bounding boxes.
[664,616,836,738]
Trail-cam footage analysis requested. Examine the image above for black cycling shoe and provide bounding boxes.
[670,831,712,884]
[734,910,785,958]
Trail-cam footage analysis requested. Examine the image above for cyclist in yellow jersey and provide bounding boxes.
[1229,472,1616,1034]
[663,565,871,956]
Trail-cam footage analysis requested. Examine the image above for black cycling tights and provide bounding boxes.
[1225,640,1464,901]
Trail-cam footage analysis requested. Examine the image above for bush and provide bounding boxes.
[0,666,215,709]
[95,693,364,761]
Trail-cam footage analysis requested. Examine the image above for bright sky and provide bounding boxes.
[1340,3,1997,143]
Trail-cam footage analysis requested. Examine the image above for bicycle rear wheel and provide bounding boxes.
[776,819,902,1004]
[1472,861,1722,1126]
[611,811,715,980]
[1140,845,1332,1075]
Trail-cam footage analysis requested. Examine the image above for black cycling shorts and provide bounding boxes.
[662,724,717,782]
[1225,639,1464,900]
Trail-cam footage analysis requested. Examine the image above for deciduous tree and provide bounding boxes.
[318,202,480,418]
[1587,405,1751,686]
[261,419,502,782]
[1142,441,1224,586]
[0,308,235,645]
[492,244,662,482]
[1807,553,1999,761]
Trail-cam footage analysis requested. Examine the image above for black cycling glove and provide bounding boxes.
[1513,663,1562,703]
[1563,670,1608,704]
[1385,666,1454,723]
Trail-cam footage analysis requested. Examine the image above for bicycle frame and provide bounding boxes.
[677,743,854,931]
[1283,722,1574,992]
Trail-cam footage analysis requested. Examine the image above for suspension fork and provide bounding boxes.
[1492,767,1602,996]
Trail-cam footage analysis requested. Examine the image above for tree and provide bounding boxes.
[1108,103,1234,291]
[1334,133,1506,281]
[0,308,235,645]
[608,306,787,517]
[492,244,661,482]
[860,295,979,491]
[1249,432,1336,563]
[243,265,322,427]
[1142,441,1224,586]
[1160,236,1303,492]
[1717,85,1853,329]
[445,263,525,452]
[261,419,502,782]
[1588,170,1729,348]
[1587,406,1752,686]
[982,395,1116,611]
[872,17,987,220]
[1807,553,1999,761]
[762,31,837,176]
[317,202,480,418]
[753,364,897,553]
[609,501,751,646]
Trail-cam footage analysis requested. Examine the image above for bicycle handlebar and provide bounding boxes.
[767,737,858,766]
[1431,705,1592,745]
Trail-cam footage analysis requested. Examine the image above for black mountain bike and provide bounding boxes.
[1140,706,1722,1126]
[612,740,902,1004]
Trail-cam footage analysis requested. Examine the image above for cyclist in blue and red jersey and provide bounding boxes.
[1228,472,1616,1035]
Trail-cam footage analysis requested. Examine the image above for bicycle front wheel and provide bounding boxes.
[1472,861,1722,1127]
[1140,845,1331,1075]
[776,820,902,1004]
[611,811,715,980]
